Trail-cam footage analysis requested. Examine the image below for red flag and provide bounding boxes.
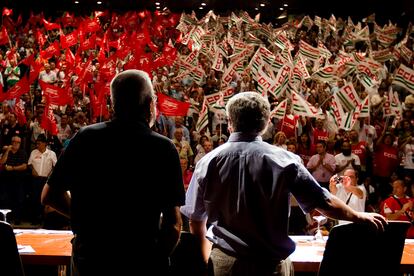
[40,41,60,59]
[2,7,13,17]
[42,18,61,31]
[81,18,101,33]
[19,53,34,66]
[65,49,75,68]
[41,105,58,135]
[60,30,78,49]
[39,80,73,106]
[80,34,96,51]
[0,26,9,45]
[156,93,190,116]
[6,47,17,61]
[36,30,47,48]
[2,77,30,101]
[16,14,22,26]
[29,60,42,84]
[13,100,27,124]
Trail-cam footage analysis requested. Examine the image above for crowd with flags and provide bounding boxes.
[0,6,414,231]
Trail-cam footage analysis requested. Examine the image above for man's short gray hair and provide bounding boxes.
[110,69,154,120]
[226,91,270,134]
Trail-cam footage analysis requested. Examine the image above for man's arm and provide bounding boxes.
[41,183,71,218]
[158,206,183,257]
[189,219,212,264]
[316,195,386,230]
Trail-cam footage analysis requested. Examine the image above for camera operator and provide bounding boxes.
[329,169,366,225]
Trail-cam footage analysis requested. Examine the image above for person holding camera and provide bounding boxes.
[329,169,367,225]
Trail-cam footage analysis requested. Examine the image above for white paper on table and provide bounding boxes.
[14,229,73,235]
[405,239,414,244]
[17,245,35,253]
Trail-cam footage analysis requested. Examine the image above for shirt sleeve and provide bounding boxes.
[180,163,208,221]
[289,162,333,213]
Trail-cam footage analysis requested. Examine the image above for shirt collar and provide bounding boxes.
[228,132,263,142]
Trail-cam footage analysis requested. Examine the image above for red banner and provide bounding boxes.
[0,26,9,45]
[156,93,190,116]
[42,18,61,31]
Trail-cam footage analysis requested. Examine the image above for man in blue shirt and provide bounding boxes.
[181,91,386,276]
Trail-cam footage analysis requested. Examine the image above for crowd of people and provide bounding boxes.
[0,7,413,234]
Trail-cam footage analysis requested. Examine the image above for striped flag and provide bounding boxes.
[357,73,379,91]
[299,40,320,62]
[211,92,226,111]
[372,49,394,63]
[311,65,340,82]
[336,82,361,112]
[196,98,209,132]
[340,105,362,131]
[270,99,288,119]
[326,93,345,128]
[359,96,370,118]
[291,92,324,118]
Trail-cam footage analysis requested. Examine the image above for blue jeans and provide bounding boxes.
[209,247,293,276]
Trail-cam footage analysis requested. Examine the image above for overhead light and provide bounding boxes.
[201,2,206,6]
[156,6,160,9]
[260,3,265,7]
[255,7,259,10]
[155,2,160,5]
[163,7,168,10]
[280,7,284,10]
[284,3,288,7]
[74,0,79,3]
[97,1,102,4]
[199,6,204,9]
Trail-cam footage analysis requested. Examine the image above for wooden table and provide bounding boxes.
[13,231,414,274]
[290,236,414,273]
[15,229,73,276]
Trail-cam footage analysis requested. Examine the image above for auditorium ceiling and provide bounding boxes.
[1,0,413,25]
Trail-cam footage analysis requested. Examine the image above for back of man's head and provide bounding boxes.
[226,91,270,134]
[110,69,154,121]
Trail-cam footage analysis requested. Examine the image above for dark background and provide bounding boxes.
[1,0,413,26]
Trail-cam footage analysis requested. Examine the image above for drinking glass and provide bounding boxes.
[312,215,327,241]
[0,209,12,223]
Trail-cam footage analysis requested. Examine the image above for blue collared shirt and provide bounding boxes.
[181,132,331,260]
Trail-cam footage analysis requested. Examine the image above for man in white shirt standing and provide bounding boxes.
[28,134,57,225]
[329,169,367,225]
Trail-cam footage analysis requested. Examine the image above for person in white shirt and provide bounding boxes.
[335,140,361,175]
[38,63,57,84]
[329,169,367,225]
[28,134,57,224]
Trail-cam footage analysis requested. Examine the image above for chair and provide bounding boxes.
[0,221,25,276]
[169,231,206,276]
[318,220,410,276]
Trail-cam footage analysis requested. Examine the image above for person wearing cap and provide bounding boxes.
[27,134,57,225]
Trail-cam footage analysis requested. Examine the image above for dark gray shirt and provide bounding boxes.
[181,132,331,261]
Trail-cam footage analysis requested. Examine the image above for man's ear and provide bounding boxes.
[227,117,233,133]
